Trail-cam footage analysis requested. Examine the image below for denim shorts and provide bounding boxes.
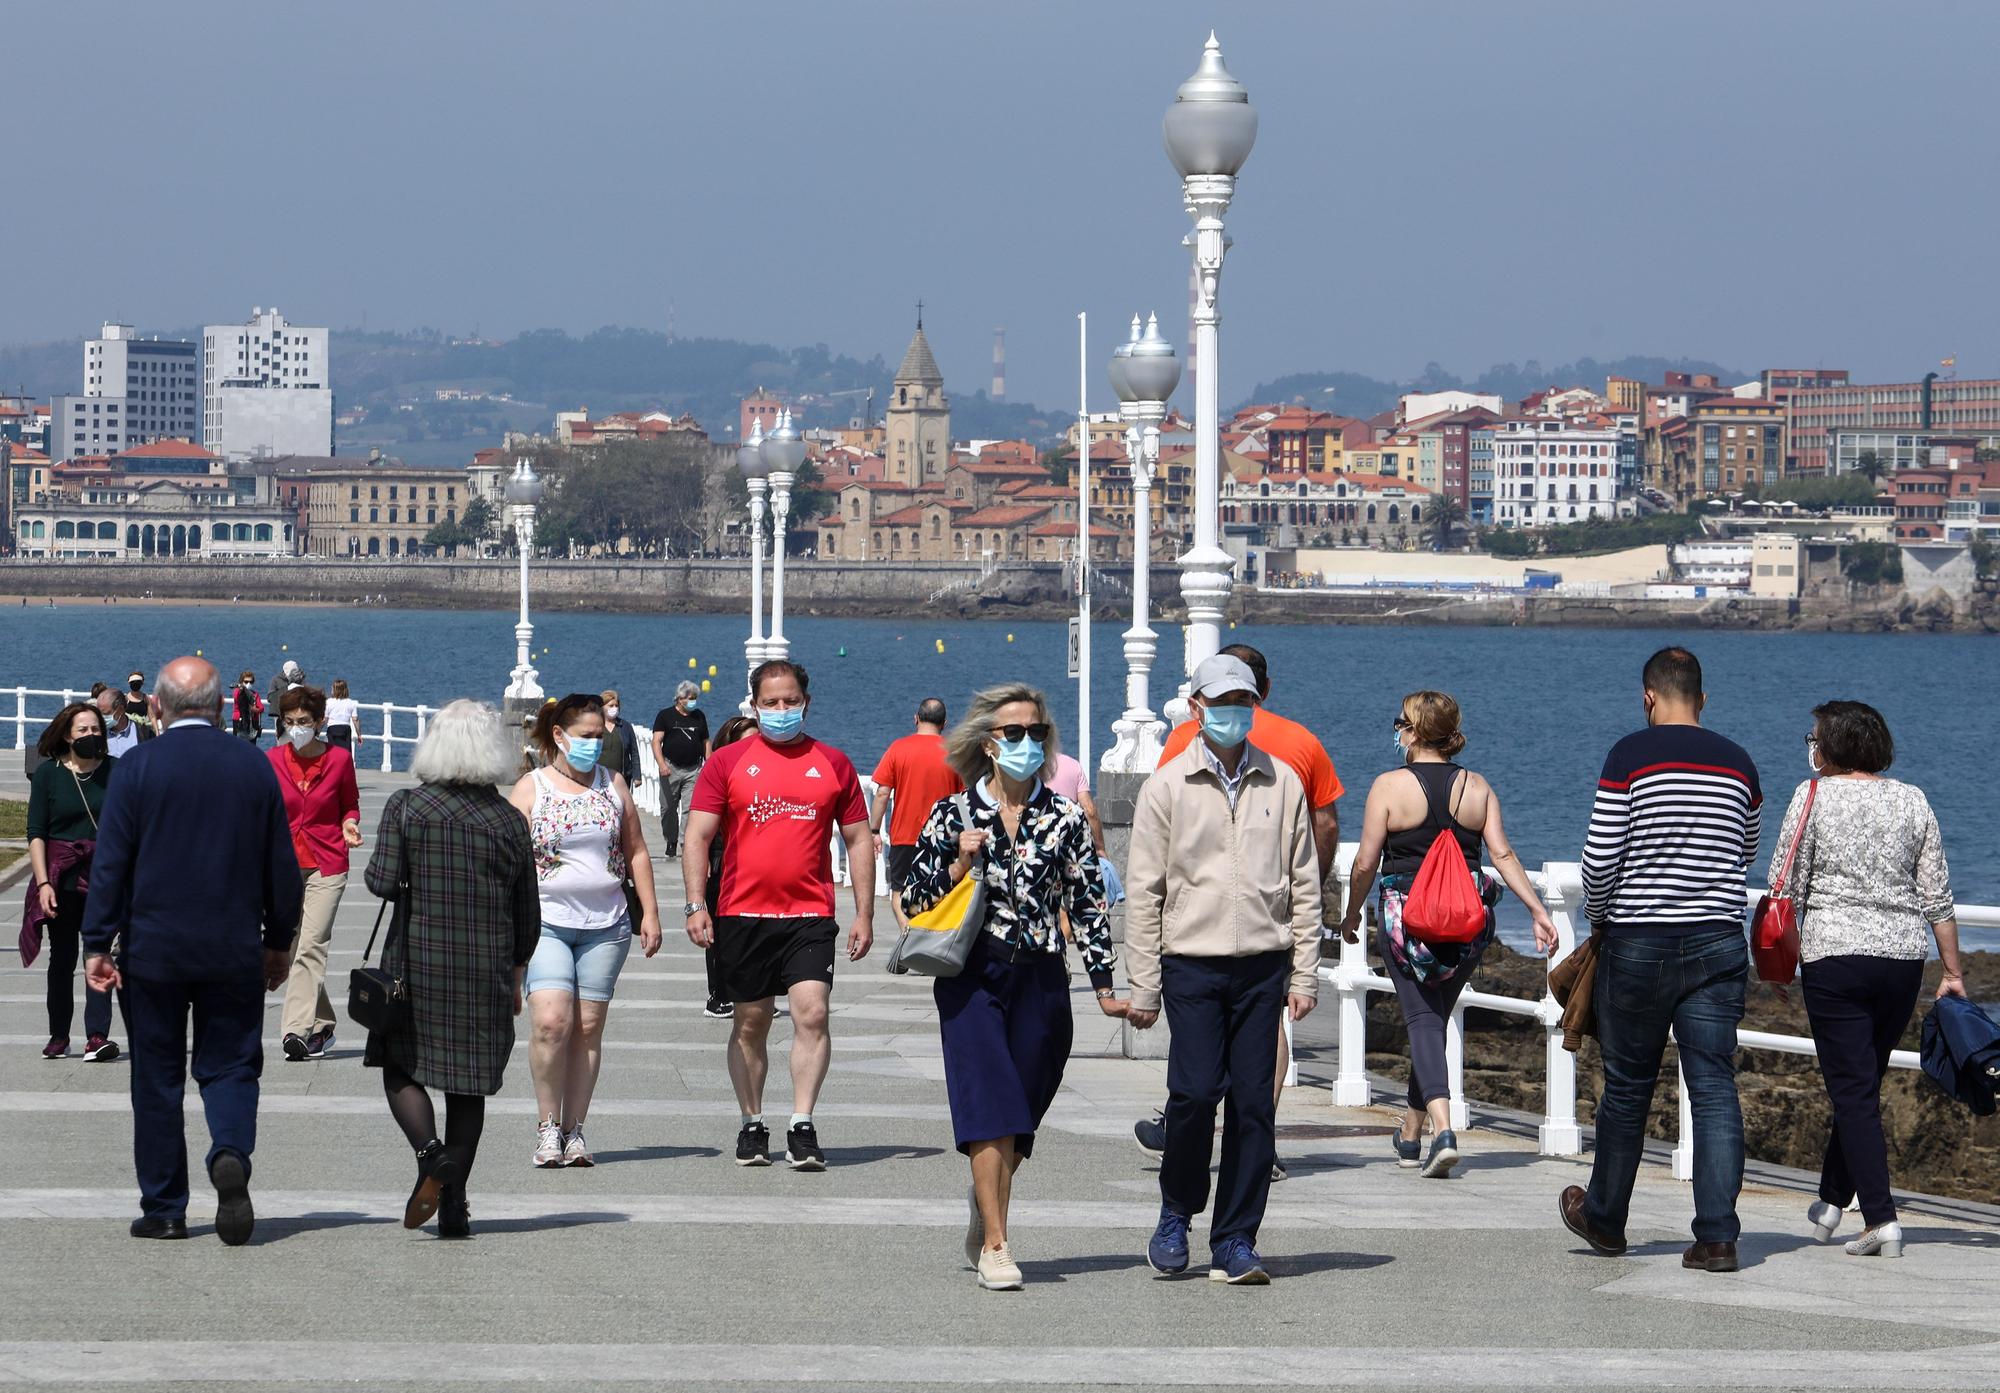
[526,920,633,1003]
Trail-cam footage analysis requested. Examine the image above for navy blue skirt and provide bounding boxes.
[933,931,1074,1158]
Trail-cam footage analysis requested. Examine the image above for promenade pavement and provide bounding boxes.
[4,769,2000,1391]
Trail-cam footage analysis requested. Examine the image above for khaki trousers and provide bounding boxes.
[281,869,347,1039]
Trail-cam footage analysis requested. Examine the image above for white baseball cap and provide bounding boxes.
[1191,654,1259,700]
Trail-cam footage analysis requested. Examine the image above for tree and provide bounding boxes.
[1427,495,1467,551]
[1852,450,1889,487]
[1842,541,1903,589]
[1969,536,1998,581]
[525,437,722,556]
[460,495,496,542]
[423,517,471,556]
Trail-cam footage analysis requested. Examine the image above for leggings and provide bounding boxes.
[46,893,114,1041]
[382,1064,487,1185]
[1379,926,1470,1109]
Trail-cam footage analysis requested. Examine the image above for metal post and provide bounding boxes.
[1445,1002,1470,1131]
[1331,865,1372,1106]
[1076,310,1091,777]
[767,472,792,661]
[743,475,768,712]
[13,687,24,749]
[379,703,393,773]
[1176,176,1236,703]
[1538,861,1584,1156]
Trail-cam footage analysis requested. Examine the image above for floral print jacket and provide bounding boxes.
[902,779,1117,990]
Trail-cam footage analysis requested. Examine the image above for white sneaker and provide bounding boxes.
[976,1242,1023,1290]
[963,1187,984,1268]
[1844,1222,1904,1258]
[562,1127,593,1168]
[533,1118,564,1167]
[1806,1200,1843,1242]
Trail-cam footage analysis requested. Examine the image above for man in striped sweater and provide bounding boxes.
[1560,646,1762,1275]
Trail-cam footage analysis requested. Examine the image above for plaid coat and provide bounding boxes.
[362,782,540,1095]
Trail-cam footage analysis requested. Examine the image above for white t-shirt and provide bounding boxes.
[325,697,360,730]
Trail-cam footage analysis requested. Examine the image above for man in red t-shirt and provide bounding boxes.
[868,697,963,930]
[682,660,874,1173]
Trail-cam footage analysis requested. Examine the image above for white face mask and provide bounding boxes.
[605,706,620,721]
[285,726,315,751]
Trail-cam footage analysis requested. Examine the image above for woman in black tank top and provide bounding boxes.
[1335,691,1559,1180]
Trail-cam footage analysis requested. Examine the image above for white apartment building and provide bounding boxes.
[1492,418,1624,528]
[202,306,333,461]
[48,323,201,461]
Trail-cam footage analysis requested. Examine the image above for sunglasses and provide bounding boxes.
[1392,717,1413,731]
[992,723,1050,743]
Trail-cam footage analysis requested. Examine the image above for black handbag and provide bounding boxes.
[348,807,410,1033]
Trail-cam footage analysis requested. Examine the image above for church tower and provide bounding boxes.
[884,310,950,487]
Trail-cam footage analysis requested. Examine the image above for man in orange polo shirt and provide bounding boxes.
[1137,643,1342,1180]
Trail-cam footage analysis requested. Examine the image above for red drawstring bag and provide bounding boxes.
[1401,825,1486,945]
[1751,780,1816,984]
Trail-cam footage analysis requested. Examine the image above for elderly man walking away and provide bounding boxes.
[82,656,305,1245]
[1560,646,1762,1275]
[1125,653,1322,1286]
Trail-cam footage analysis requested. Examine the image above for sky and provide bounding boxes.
[9,0,1997,410]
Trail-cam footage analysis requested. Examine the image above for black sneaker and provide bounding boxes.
[282,1033,309,1062]
[1134,1112,1166,1157]
[786,1122,827,1171]
[703,997,735,1020]
[734,1121,771,1167]
[305,1026,335,1059]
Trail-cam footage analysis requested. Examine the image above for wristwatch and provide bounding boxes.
[683,901,705,917]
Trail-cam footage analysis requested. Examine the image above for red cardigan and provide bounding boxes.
[267,743,362,876]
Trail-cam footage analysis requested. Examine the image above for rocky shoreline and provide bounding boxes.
[1371,943,2000,1205]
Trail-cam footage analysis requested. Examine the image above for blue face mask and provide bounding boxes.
[993,736,1044,782]
[563,735,602,772]
[757,706,804,741]
[685,697,698,710]
[1200,703,1254,749]
[1393,729,1408,760]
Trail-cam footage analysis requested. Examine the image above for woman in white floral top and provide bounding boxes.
[1773,700,1965,1260]
[902,683,1132,1292]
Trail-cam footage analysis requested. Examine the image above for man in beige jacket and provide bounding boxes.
[1125,653,1321,1285]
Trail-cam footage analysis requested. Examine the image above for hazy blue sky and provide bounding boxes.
[11,0,1996,408]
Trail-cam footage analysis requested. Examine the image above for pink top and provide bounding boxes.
[267,743,362,876]
[1046,753,1086,802]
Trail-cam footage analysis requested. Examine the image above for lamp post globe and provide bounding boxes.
[739,420,771,709]
[759,409,805,663]
[502,458,545,709]
[1163,31,1254,722]
[1102,314,1179,775]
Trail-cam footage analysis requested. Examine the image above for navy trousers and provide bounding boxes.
[1802,953,1923,1227]
[1158,950,1288,1251]
[120,974,265,1221]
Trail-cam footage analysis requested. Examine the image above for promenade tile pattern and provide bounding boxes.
[3,771,1998,1392]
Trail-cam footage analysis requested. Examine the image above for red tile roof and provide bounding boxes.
[1339,471,1431,494]
[955,504,1051,527]
[1030,522,1122,538]
[119,438,214,459]
[876,505,928,526]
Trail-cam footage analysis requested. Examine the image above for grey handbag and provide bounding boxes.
[887,793,988,978]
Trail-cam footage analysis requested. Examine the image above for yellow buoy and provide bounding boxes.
[281,644,288,651]
[700,679,711,693]
[707,664,716,676]
[1006,633,1014,642]
[688,657,697,668]
[935,639,945,653]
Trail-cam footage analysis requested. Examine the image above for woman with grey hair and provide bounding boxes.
[364,699,540,1238]
[901,682,1131,1290]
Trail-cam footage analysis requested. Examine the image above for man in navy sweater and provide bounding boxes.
[84,656,304,1244]
[1560,646,1761,1274]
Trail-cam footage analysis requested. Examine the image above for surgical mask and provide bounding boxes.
[70,734,107,760]
[562,735,602,772]
[992,736,1044,782]
[1808,749,1823,775]
[285,726,316,751]
[757,707,803,742]
[684,698,698,710]
[1201,704,1254,749]
[604,706,620,721]
[1393,729,1409,760]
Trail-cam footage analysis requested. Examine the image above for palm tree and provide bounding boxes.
[1853,449,1888,487]
[1427,495,1467,551]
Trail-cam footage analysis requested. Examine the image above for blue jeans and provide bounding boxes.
[1584,929,1747,1244]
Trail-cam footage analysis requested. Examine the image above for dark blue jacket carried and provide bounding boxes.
[1919,995,2000,1116]
[81,720,305,983]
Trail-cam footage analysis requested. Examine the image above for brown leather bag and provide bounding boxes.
[1547,930,1602,1053]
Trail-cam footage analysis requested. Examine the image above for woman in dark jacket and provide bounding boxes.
[364,699,540,1238]
[24,703,118,1061]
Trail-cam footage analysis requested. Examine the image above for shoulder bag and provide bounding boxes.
[887,793,987,978]
[1751,780,1816,984]
[348,801,411,1032]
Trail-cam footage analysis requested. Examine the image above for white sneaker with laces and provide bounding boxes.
[976,1242,1024,1290]
[563,1127,594,1168]
[533,1118,565,1167]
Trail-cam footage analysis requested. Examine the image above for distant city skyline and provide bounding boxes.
[8,1,1994,408]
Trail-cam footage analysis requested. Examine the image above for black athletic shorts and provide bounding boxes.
[883,845,918,892]
[714,915,838,1003]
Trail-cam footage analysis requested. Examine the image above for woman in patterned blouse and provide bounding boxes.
[902,682,1131,1291]
[1774,700,1964,1260]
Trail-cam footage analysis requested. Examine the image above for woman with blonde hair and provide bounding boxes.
[365,700,539,1236]
[902,682,1131,1290]
[1337,690,1558,1179]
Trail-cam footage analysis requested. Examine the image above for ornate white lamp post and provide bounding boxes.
[502,458,545,704]
[1102,313,1180,773]
[1162,31,1256,717]
[738,420,770,710]
[760,407,806,662]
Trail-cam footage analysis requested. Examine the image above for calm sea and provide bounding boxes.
[4,603,1995,943]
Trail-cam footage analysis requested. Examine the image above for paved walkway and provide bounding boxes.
[4,771,2000,1391]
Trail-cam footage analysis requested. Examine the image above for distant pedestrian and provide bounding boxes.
[81,656,304,1244]
[902,683,1128,1290]
[122,670,154,738]
[694,716,760,1020]
[324,678,362,756]
[268,686,363,1064]
[230,671,265,744]
[267,660,304,707]
[96,689,149,758]
[681,659,874,1171]
[869,697,961,930]
[1126,653,1322,1285]
[1561,647,1761,1276]
[367,700,540,1237]
[598,689,642,790]
[24,702,120,1062]
[1778,700,1965,1259]
[650,681,710,858]
[1337,690,1559,1178]
[507,693,661,1168]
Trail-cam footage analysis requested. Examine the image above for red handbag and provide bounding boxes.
[1751,780,1816,984]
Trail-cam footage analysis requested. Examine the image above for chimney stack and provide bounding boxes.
[991,328,1006,402]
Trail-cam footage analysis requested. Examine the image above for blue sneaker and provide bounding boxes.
[1147,1204,1190,1275]
[1208,1238,1270,1285]
[1421,1129,1459,1179]
[1391,1131,1421,1168]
